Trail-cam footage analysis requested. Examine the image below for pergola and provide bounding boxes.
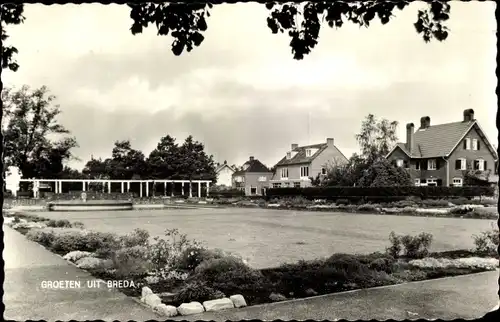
[19,179,212,198]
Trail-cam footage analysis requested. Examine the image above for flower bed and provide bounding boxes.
[5,212,499,317]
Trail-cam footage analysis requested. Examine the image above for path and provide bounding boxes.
[3,225,158,321]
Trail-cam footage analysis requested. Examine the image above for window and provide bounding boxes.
[455,158,466,170]
[414,179,421,186]
[472,139,478,150]
[321,167,327,175]
[293,182,301,188]
[306,149,312,157]
[474,159,485,171]
[258,176,267,182]
[396,159,404,167]
[427,178,438,186]
[452,178,463,187]
[281,168,289,179]
[272,183,281,188]
[428,159,437,170]
[403,160,409,169]
[416,161,420,170]
[286,152,291,159]
[464,138,471,150]
[234,176,244,183]
[250,187,257,195]
[300,166,309,178]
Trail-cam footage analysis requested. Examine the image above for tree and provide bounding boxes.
[1,4,24,72]
[358,158,412,187]
[128,1,450,60]
[147,135,180,179]
[1,85,79,179]
[355,114,398,161]
[175,135,217,182]
[463,160,492,187]
[82,156,111,179]
[108,140,148,180]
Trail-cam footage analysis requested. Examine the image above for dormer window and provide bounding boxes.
[286,152,291,159]
[306,149,312,157]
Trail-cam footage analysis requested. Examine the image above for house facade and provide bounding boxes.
[269,138,349,188]
[215,161,236,187]
[232,156,273,196]
[386,109,498,187]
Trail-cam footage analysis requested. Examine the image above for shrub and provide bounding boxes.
[357,204,380,212]
[467,207,498,220]
[85,231,120,258]
[336,199,349,205]
[47,219,73,228]
[473,225,499,255]
[26,229,58,247]
[386,232,433,259]
[119,228,150,248]
[269,293,287,302]
[173,281,225,304]
[175,247,226,272]
[419,199,450,208]
[192,256,270,304]
[390,199,418,208]
[72,221,85,229]
[112,246,152,278]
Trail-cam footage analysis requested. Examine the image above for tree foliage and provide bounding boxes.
[128,1,451,60]
[147,135,180,179]
[109,140,148,180]
[1,3,25,72]
[1,85,78,179]
[175,135,217,182]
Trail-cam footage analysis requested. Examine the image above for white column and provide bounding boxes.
[139,182,143,197]
[107,181,111,193]
[59,181,63,194]
[206,182,209,197]
[127,182,130,192]
[164,182,167,196]
[82,181,86,192]
[121,182,124,193]
[171,182,174,197]
[198,182,201,198]
[146,181,149,197]
[189,182,193,198]
[182,182,185,196]
[54,181,58,194]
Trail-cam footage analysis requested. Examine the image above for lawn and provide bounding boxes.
[32,207,496,269]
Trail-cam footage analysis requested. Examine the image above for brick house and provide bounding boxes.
[269,138,349,188]
[232,156,273,196]
[386,109,498,187]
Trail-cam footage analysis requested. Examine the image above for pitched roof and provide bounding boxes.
[275,143,329,166]
[391,120,497,158]
[215,163,235,173]
[232,158,271,176]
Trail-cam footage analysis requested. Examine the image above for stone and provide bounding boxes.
[305,288,318,296]
[63,251,94,262]
[229,294,247,308]
[141,286,154,298]
[153,304,178,317]
[75,257,112,270]
[269,293,287,302]
[203,298,234,312]
[144,276,160,284]
[142,294,162,307]
[177,302,204,316]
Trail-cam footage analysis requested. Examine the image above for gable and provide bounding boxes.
[386,144,411,160]
[449,122,498,159]
[276,143,327,166]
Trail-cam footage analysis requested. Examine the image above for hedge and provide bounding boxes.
[209,189,245,198]
[265,186,495,201]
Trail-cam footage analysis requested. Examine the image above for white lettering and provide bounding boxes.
[41,280,82,289]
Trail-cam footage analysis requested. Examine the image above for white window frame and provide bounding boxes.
[472,139,478,150]
[427,178,438,186]
[476,159,485,171]
[300,166,309,178]
[452,177,463,187]
[396,159,404,168]
[457,158,467,170]
[465,138,471,150]
[281,168,289,179]
[258,176,267,182]
[293,182,301,188]
[428,159,437,170]
[305,149,312,157]
[272,182,281,188]
[414,179,421,186]
[286,152,291,159]
[250,186,257,195]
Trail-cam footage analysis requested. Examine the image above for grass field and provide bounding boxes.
[32,207,496,269]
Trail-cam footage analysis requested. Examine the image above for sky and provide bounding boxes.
[3,1,497,170]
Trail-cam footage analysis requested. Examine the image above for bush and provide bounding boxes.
[175,247,226,272]
[336,199,349,205]
[386,231,433,259]
[419,199,450,208]
[112,246,152,278]
[265,186,494,201]
[467,207,498,220]
[192,256,270,304]
[173,281,225,304]
[46,219,73,228]
[26,229,58,248]
[473,225,499,255]
[357,204,380,212]
[119,228,150,248]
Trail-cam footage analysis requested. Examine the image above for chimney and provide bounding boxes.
[463,109,475,122]
[420,116,431,129]
[291,143,298,150]
[406,123,415,153]
[224,160,227,165]
[326,138,334,146]
[249,156,254,161]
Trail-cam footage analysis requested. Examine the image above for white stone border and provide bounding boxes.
[138,286,247,317]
